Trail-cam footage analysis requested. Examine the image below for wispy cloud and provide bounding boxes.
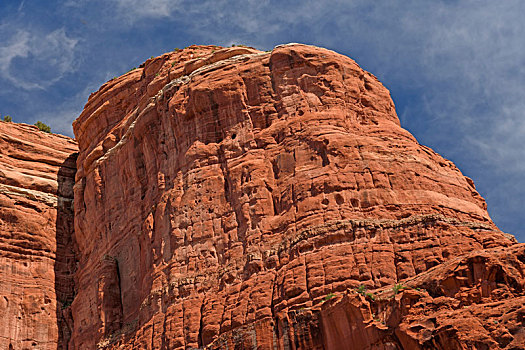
[17,0,26,12]
[0,28,78,90]
[27,75,106,137]
[0,30,34,89]
[104,0,328,38]
[411,2,525,171]
[112,0,182,20]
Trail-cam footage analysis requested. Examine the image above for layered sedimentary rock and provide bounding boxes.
[0,122,77,349]
[319,244,525,349]
[70,43,523,349]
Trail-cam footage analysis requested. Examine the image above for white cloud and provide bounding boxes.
[113,0,181,20]
[0,28,78,90]
[412,2,525,171]
[18,0,26,12]
[107,0,328,36]
[0,31,34,88]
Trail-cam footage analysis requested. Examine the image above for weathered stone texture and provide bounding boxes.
[2,43,521,349]
[70,44,521,349]
[320,244,525,349]
[0,122,77,349]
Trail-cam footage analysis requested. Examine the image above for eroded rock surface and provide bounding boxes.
[0,122,77,349]
[70,44,522,349]
[320,243,525,349]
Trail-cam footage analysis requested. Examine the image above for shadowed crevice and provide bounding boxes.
[54,152,78,350]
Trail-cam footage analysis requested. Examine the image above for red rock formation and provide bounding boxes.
[319,243,525,349]
[0,122,77,349]
[70,43,523,349]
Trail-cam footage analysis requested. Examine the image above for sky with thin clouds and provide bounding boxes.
[0,0,524,241]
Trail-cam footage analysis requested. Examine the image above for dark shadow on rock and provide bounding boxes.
[54,152,78,350]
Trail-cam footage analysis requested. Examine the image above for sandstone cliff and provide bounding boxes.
[66,43,523,349]
[0,122,77,349]
[1,44,523,350]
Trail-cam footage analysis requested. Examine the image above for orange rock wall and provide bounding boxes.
[0,122,77,349]
[71,44,517,349]
[321,243,525,349]
[0,43,522,350]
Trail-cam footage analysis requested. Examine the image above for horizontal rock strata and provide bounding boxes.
[0,122,77,349]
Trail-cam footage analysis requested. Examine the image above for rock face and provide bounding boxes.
[320,244,525,349]
[69,43,523,350]
[0,122,77,349]
[1,44,522,349]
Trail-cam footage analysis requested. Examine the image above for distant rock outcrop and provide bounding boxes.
[1,44,523,349]
[0,122,77,350]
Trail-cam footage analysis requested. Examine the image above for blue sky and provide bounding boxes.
[1,0,524,242]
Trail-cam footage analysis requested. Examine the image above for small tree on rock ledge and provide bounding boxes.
[35,121,51,133]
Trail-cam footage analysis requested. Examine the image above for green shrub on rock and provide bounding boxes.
[35,121,51,133]
[392,283,405,295]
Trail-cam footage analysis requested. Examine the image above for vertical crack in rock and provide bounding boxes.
[218,144,248,254]
[55,152,78,350]
[98,255,123,337]
[197,293,206,348]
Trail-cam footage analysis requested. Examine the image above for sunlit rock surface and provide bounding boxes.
[1,44,522,350]
[69,44,522,349]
